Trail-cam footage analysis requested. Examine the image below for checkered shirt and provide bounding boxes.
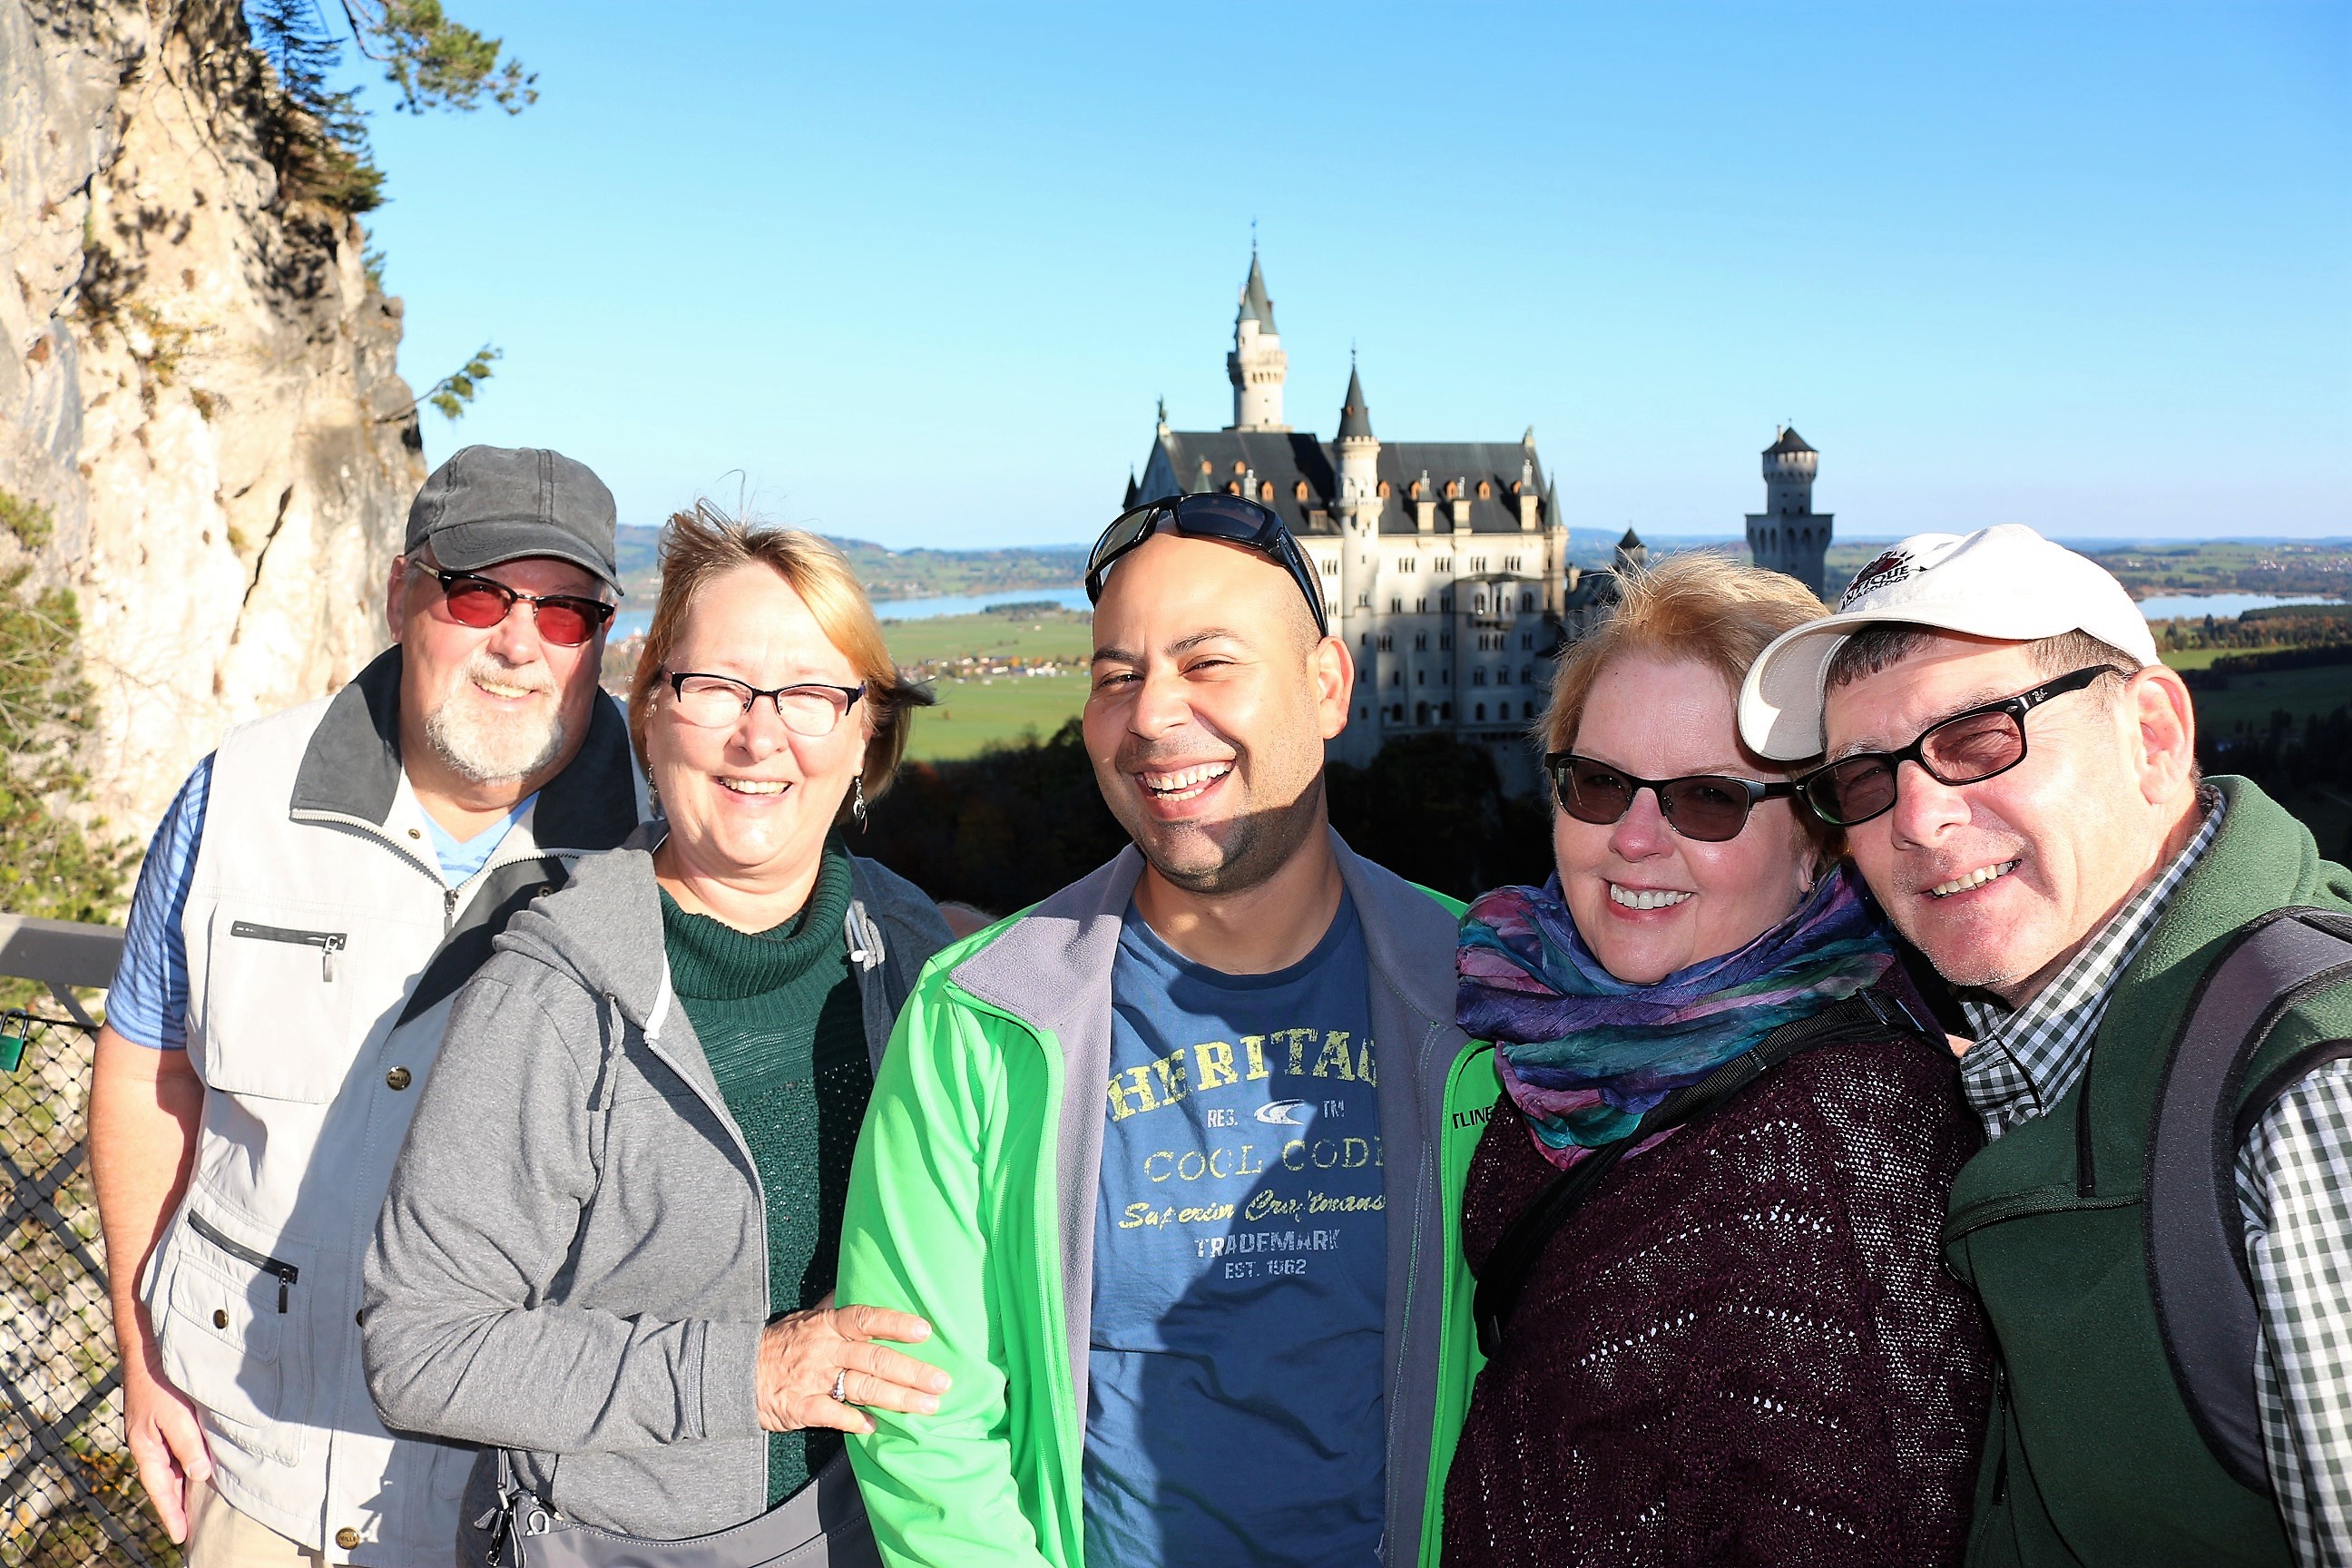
[1958,791,2352,1565]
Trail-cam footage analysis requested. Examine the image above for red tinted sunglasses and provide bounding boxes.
[434,570,614,647]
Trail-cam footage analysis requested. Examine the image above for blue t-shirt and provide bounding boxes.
[1083,893,1387,1567]
[108,755,532,1050]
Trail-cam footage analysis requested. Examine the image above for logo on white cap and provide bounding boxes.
[1840,549,1913,610]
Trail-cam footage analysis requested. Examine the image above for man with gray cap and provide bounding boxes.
[1740,523,2352,1568]
[88,446,646,1565]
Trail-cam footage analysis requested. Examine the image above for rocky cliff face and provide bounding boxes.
[1,0,421,841]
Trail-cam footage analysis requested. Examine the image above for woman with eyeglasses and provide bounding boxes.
[362,505,954,1566]
[1443,553,1990,1568]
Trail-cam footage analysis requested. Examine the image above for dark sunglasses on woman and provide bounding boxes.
[1796,663,2122,828]
[1084,492,1329,637]
[1545,752,1798,844]
[433,569,615,648]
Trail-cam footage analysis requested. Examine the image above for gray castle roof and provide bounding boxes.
[1238,253,1276,331]
[1765,426,1816,456]
[1338,365,1373,440]
[1146,427,1550,538]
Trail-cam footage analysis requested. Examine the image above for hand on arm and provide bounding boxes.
[756,1298,947,1436]
[87,1026,208,1542]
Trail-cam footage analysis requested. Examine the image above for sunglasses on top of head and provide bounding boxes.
[432,569,615,648]
[1795,663,2124,828]
[1544,752,1797,844]
[1084,492,1329,638]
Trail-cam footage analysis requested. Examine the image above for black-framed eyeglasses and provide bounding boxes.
[1544,752,1797,843]
[661,670,867,738]
[434,570,614,647]
[1797,664,2124,828]
[1084,493,1330,637]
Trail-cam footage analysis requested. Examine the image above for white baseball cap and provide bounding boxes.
[1737,524,2161,761]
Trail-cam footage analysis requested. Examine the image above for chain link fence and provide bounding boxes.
[1,1007,180,1567]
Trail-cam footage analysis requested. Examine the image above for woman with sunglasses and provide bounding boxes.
[363,505,954,1566]
[1443,553,1990,1568]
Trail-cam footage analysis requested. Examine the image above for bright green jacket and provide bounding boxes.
[838,835,1501,1568]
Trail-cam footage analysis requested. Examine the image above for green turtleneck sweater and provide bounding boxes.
[658,840,871,1508]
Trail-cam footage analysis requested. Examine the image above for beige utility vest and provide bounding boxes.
[141,649,642,1564]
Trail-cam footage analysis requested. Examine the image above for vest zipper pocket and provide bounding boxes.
[228,919,348,982]
[187,1210,300,1312]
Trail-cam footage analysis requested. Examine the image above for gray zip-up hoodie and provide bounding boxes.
[360,829,951,1559]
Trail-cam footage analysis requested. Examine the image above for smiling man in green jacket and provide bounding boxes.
[838,495,1498,1568]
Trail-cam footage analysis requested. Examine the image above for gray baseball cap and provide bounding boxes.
[403,445,622,591]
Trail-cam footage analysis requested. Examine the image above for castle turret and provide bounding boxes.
[1225,250,1289,431]
[1745,426,1833,599]
[1335,361,1384,758]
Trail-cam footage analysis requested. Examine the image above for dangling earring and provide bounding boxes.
[851,774,868,830]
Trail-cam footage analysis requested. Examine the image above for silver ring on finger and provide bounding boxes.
[831,1369,851,1404]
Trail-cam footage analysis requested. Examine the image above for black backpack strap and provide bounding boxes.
[2146,906,2352,1494]
[1470,986,1929,1357]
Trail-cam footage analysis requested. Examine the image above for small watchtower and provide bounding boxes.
[1745,426,1832,600]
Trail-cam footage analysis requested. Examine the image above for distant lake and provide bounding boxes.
[609,585,1087,641]
[2138,593,2344,622]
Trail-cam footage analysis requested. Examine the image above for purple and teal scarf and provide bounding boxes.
[1458,866,1902,1171]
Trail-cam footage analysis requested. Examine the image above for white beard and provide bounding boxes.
[424,652,568,785]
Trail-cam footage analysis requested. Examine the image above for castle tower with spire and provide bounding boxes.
[1225,250,1289,431]
[1132,246,1592,789]
[1745,426,1832,599]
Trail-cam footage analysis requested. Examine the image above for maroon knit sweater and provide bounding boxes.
[1444,1030,1993,1568]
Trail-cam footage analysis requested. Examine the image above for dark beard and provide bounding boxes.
[1124,773,1328,897]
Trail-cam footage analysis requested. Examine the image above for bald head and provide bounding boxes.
[1083,529,1352,896]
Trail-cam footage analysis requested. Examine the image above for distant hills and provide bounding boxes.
[614,524,1087,604]
[612,524,2348,608]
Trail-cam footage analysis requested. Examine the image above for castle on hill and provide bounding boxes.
[1127,251,1636,791]
[1746,426,1834,599]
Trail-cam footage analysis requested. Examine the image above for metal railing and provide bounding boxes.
[0,915,178,1567]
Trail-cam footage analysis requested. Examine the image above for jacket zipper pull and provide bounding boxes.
[320,934,345,983]
[275,1269,292,1313]
[444,887,460,933]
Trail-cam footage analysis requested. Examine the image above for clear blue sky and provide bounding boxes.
[351,1,2349,548]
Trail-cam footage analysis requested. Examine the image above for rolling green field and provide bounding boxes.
[2176,662,2352,732]
[880,608,1093,667]
[903,672,1091,760]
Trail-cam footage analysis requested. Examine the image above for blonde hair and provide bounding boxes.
[628,503,931,813]
[1543,552,1838,857]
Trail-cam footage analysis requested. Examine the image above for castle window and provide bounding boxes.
[1408,480,1422,501]
[1504,555,1522,573]
[1523,592,1535,612]
[1521,665,1534,683]
[1435,556,1451,573]
[1416,597,1427,612]
[1378,480,1393,498]
[1439,633,1452,651]
[1395,556,1416,573]
[1233,460,1247,476]
[1441,702,1453,720]
[1391,670,1402,687]
[1473,669,1486,686]
[1474,593,1486,612]
[1414,633,1428,651]
[1390,597,1403,612]
[1319,557,1338,576]
[1521,632,1533,649]
[1416,701,1429,724]
[1378,634,1393,651]
[1441,671,1450,685]
[1524,701,1536,720]
[1416,669,1426,685]
[1446,480,1462,500]
[1295,480,1310,502]
[1259,481,1275,502]
[1477,480,1492,499]
[1475,702,1487,720]
[1497,667,1512,686]
[1470,556,1487,573]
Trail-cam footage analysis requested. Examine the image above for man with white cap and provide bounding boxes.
[1740,523,2352,1568]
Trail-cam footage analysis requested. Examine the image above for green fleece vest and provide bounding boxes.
[1942,778,2352,1567]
